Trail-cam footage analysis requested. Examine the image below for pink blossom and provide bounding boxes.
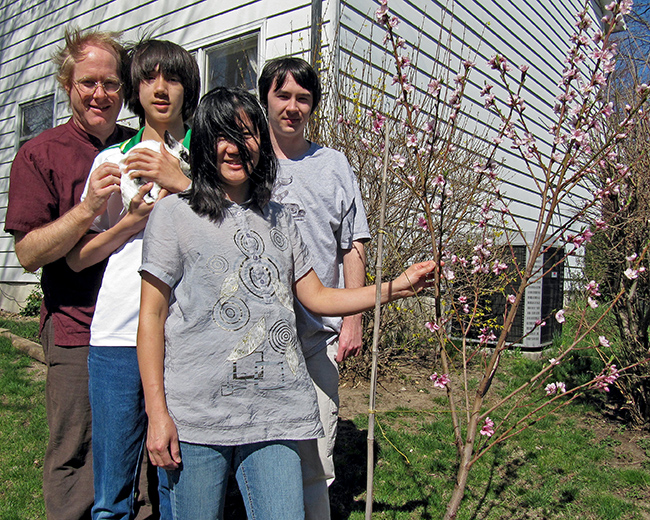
[588,297,598,309]
[372,113,386,134]
[425,321,440,332]
[593,365,619,392]
[418,216,428,230]
[407,175,416,183]
[624,268,641,280]
[430,372,450,389]
[458,296,467,304]
[406,134,418,147]
[549,358,560,366]
[442,268,455,281]
[619,0,633,15]
[389,15,399,28]
[397,55,411,69]
[586,281,601,297]
[427,79,441,95]
[375,4,388,22]
[598,336,610,348]
[626,253,638,262]
[480,84,493,96]
[480,417,495,437]
[391,154,406,168]
[555,309,566,324]
[507,294,516,304]
[478,327,496,345]
[492,261,508,275]
[545,382,567,395]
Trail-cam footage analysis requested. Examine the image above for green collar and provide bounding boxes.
[119,127,191,153]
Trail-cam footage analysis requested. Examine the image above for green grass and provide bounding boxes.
[331,354,650,519]
[0,337,47,520]
[0,316,39,343]
[331,404,650,519]
[2,313,650,520]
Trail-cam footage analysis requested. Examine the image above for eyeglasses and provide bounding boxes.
[73,78,123,95]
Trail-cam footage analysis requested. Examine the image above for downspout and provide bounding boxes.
[310,0,322,69]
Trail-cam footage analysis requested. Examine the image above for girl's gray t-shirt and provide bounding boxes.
[140,195,323,446]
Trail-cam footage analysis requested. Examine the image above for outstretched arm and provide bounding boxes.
[137,272,181,470]
[337,240,367,362]
[14,162,121,272]
[295,261,435,317]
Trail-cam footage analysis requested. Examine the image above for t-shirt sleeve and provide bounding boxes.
[6,146,59,234]
[140,201,183,288]
[338,161,371,249]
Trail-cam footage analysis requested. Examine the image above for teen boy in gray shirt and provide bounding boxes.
[259,57,370,520]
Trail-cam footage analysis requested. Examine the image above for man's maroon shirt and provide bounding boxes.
[6,118,136,346]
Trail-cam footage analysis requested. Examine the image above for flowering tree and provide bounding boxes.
[314,0,649,517]
[585,7,650,424]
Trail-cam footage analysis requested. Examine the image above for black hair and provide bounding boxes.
[181,87,277,223]
[258,57,321,113]
[126,39,200,126]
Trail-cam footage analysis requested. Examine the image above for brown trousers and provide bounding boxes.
[41,317,93,520]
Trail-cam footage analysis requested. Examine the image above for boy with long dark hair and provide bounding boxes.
[66,39,200,519]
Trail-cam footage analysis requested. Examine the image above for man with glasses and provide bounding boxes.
[5,29,136,520]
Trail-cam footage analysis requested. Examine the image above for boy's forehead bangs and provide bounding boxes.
[134,50,188,81]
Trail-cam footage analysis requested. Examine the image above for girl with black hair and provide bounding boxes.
[137,87,435,520]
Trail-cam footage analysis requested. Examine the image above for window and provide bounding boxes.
[18,95,54,149]
[204,32,259,92]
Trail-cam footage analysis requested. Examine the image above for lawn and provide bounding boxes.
[0,336,46,520]
[2,317,650,520]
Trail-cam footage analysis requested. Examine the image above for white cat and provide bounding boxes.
[119,131,190,209]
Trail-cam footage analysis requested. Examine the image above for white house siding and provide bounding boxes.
[0,0,320,310]
[0,0,604,313]
[334,0,606,348]
[337,0,603,232]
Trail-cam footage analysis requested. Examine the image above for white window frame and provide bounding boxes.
[188,20,266,96]
[16,93,56,150]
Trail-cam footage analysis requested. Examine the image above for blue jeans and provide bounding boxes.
[168,440,304,520]
[88,346,172,519]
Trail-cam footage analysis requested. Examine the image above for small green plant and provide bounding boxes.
[20,287,42,318]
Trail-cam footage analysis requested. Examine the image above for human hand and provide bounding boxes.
[122,146,190,194]
[83,162,121,216]
[392,261,437,299]
[336,316,363,362]
[146,412,181,470]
